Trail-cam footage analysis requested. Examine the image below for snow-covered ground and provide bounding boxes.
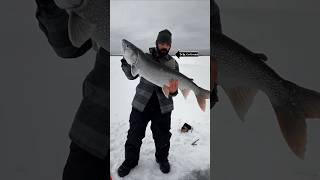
[110,56,210,180]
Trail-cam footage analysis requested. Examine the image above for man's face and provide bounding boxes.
[157,42,171,55]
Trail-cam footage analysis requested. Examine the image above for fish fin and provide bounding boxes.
[223,86,258,121]
[271,81,320,159]
[162,85,170,98]
[273,107,306,159]
[181,89,190,99]
[131,65,139,77]
[196,88,210,112]
[196,96,206,112]
[68,12,95,47]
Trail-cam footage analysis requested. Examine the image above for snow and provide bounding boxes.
[110,56,210,180]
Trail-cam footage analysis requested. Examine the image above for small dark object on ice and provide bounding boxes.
[191,139,200,146]
[181,123,192,133]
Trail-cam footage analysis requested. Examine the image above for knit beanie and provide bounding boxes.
[156,29,172,44]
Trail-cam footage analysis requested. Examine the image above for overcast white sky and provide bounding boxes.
[110,0,210,55]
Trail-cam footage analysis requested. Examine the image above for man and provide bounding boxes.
[117,29,179,177]
[35,0,108,179]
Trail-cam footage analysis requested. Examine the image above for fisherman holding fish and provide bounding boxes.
[35,0,108,179]
[117,30,180,177]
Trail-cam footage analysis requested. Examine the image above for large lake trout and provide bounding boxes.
[122,39,210,112]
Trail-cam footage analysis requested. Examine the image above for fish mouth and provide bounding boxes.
[122,39,131,51]
[122,39,127,51]
[122,39,139,65]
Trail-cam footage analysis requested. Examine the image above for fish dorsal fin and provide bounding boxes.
[222,86,258,121]
[68,12,95,47]
[131,65,139,77]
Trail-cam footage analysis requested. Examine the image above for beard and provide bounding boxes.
[156,46,170,57]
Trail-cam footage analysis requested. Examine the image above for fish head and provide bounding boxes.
[55,0,94,19]
[54,0,109,51]
[122,39,140,65]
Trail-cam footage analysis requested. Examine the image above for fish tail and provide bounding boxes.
[271,81,320,159]
[196,87,210,112]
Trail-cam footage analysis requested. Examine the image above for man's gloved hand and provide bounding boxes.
[164,80,178,93]
[121,57,139,80]
[162,80,179,97]
[120,58,129,66]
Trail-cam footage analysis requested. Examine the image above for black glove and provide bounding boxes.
[121,57,139,80]
[120,58,129,66]
[169,90,178,97]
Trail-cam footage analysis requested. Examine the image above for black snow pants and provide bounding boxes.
[62,141,108,180]
[124,91,172,167]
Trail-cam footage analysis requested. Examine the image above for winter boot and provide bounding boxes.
[117,161,137,177]
[156,159,170,174]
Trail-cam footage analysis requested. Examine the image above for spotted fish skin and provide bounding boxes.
[213,31,320,159]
